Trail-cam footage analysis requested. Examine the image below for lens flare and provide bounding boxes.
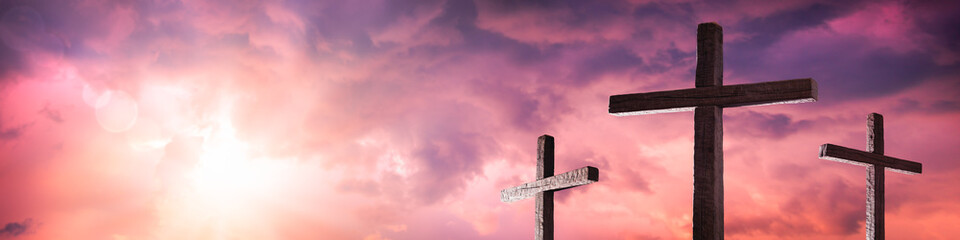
[95,90,139,133]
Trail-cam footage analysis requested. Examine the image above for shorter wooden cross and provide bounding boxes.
[819,113,922,240]
[501,135,599,240]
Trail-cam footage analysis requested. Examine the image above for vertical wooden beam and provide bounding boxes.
[693,22,724,240]
[868,113,884,154]
[536,135,555,240]
[696,22,723,88]
[866,165,884,240]
[866,113,884,240]
[694,106,723,240]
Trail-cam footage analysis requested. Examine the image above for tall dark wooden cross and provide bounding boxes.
[501,135,600,240]
[607,22,818,239]
[818,113,922,240]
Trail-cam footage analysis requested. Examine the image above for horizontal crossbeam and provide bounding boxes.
[501,166,599,203]
[609,78,817,116]
[819,144,922,174]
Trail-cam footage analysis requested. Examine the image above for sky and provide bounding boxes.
[0,0,959,239]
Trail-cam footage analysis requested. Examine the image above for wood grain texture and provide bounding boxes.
[867,165,885,240]
[538,135,555,179]
[818,144,921,174]
[608,23,818,240]
[693,23,724,240]
[608,22,818,239]
[866,113,885,240]
[535,191,553,240]
[693,106,723,240]
[819,114,922,240]
[868,113,884,155]
[501,135,600,240]
[696,22,722,88]
[536,135,554,240]
[500,166,600,202]
[609,78,818,116]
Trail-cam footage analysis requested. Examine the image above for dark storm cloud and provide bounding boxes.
[816,51,942,99]
[728,2,865,48]
[732,33,942,101]
[722,1,959,102]
[911,1,960,55]
[438,0,562,65]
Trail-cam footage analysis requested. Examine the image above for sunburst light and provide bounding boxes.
[153,102,302,239]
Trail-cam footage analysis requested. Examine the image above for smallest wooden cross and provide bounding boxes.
[501,135,599,240]
[819,113,922,240]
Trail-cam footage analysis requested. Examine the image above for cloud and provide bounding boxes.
[893,98,960,114]
[38,103,63,123]
[0,219,32,237]
[475,0,639,44]
[726,178,863,238]
[726,1,959,102]
[0,4,67,82]
[0,126,24,140]
[728,111,812,139]
[0,40,24,82]
[155,135,203,192]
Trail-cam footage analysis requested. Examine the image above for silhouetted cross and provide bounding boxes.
[607,22,818,240]
[819,113,922,240]
[501,135,599,240]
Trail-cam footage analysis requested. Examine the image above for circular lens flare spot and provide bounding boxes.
[95,90,138,132]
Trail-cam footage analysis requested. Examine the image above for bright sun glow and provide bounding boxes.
[155,100,301,239]
[190,115,293,209]
[191,123,271,208]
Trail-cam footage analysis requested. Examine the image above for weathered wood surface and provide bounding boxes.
[607,22,818,240]
[818,144,922,174]
[693,106,723,240]
[692,23,724,240]
[609,78,818,116]
[818,113,923,240]
[866,113,885,240]
[538,135,555,179]
[501,166,600,202]
[867,165,885,240]
[536,191,553,240]
[500,135,600,240]
[536,135,554,240]
[696,22,723,88]
[868,113,884,154]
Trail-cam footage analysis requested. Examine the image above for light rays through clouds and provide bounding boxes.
[0,0,959,239]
